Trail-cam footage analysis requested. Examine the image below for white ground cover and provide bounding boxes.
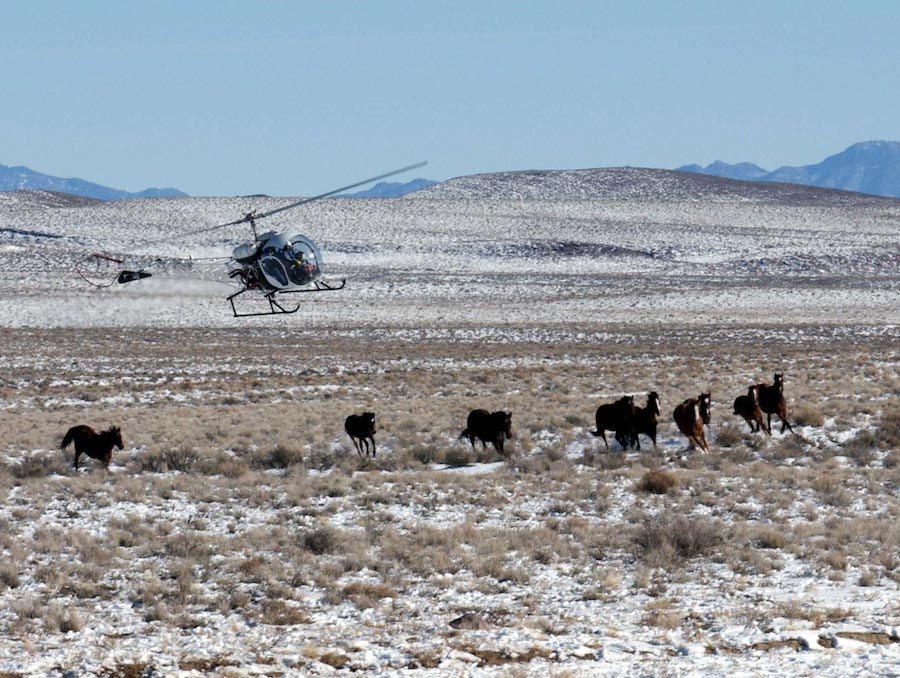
[2,172,900,675]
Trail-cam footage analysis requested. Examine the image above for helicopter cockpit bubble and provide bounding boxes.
[257,232,323,290]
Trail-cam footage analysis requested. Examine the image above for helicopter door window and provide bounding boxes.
[259,256,289,288]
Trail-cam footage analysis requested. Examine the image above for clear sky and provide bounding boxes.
[3,1,899,197]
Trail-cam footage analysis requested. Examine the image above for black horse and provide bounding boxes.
[61,425,123,470]
[591,396,636,450]
[628,391,662,450]
[756,372,793,433]
[459,410,513,456]
[345,412,377,457]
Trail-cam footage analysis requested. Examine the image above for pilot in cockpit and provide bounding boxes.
[288,248,311,284]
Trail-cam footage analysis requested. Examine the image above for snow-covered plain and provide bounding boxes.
[2,169,900,676]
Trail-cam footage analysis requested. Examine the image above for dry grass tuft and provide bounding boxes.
[793,402,825,427]
[634,514,725,567]
[878,408,900,449]
[339,581,399,610]
[137,447,199,473]
[715,424,745,448]
[300,525,343,556]
[636,468,678,495]
[754,525,788,550]
[10,452,70,479]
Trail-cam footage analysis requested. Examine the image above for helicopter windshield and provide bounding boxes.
[257,232,323,290]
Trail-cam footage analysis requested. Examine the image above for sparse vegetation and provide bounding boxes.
[2,326,899,673]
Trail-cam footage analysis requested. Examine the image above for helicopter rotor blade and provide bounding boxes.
[183,161,427,238]
[255,161,428,220]
[187,161,427,237]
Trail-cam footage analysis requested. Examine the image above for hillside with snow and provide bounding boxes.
[1,168,900,676]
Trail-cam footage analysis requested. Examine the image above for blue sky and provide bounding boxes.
[3,1,899,196]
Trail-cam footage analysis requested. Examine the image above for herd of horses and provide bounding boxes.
[58,373,792,470]
[591,372,792,455]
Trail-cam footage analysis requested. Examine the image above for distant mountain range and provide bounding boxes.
[0,163,186,200]
[0,162,435,201]
[6,140,900,201]
[678,141,900,198]
[343,178,436,198]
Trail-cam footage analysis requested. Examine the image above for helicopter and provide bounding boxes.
[79,162,427,317]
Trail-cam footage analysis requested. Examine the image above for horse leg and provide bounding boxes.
[368,436,376,458]
[103,449,112,470]
[353,437,363,457]
[698,430,710,453]
[74,447,81,470]
[779,413,794,434]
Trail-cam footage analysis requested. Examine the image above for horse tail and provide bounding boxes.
[60,427,75,451]
[590,428,602,437]
[458,428,470,441]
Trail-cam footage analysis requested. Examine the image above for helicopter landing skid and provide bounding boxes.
[227,279,347,318]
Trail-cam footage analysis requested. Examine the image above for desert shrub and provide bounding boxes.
[252,443,304,470]
[443,446,474,468]
[195,452,249,478]
[878,409,900,449]
[339,581,399,610]
[771,433,807,460]
[811,472,852,507]
[43,604,84,633]
[634,514,725,567]
[793,402,825,427]
[300,526,341,555]
[754,525,788,550]
[715,424,744,448]
[139,446,199,473]
[303,446,337,472]
[636,468,678,495]
[842,430,877,467]
[0,562,19,590]
[641,599,681,630]
[11,452,70,479]
[256,599,311,625]
[410,444,439,466]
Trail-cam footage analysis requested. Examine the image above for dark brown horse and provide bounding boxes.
[673,393,711,453]
[591,395,636,450]
[756,372,793,433]
[60,425,123,470]
[733,385,770,435]
[345,412,377,458]
[629,391,662,450]
[460,409,513,456]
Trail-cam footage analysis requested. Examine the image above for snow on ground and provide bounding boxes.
[2,171,900,675]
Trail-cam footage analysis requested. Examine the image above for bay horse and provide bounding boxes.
[459,409,513,456]
[628,391,662,450]
[345,412,377,458]
[756,372,793,433]
[673,393,711,453]
[733,385,771,435]
[591,395,636,450]
[60,425,123,470]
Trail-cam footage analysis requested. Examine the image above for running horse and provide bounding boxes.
[60,425,123,470]
[673,393,711,453]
